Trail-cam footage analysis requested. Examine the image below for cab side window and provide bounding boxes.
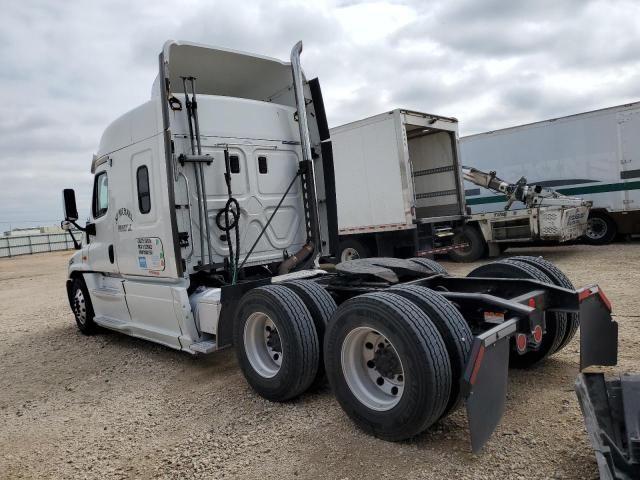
[136,165,151,214]
[92,172,109,218]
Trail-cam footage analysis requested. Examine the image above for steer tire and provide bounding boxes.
[409,257,448,274]
[467,259,567,368]
[70,277,99,335]
[387,285,471,417]
[281,280,337,387]
[509,256,579,353]
[324,291,451,441]
[234,285,319,402]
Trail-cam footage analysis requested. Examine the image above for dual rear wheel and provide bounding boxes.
[234,282,336,401]
[235,273,470,441]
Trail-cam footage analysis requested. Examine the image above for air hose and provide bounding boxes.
[215,149,240,284]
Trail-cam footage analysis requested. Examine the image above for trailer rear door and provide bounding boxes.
[402,111,465,220]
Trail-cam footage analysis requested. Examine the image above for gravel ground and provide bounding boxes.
[1,243,638,479]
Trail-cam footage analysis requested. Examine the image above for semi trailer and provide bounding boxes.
[460,101,640,245]
[62,40,618,452]
[330,111,590,262]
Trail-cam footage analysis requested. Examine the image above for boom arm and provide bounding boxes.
[462,166,591,210]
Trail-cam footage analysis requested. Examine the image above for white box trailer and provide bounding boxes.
[460,101,640,244]
[331,110,467,261]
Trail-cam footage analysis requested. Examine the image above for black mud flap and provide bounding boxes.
[578,286,618,370]
[575,373,640,480]
[462,319,517,453]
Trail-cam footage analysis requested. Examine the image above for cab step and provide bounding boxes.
[190,340,217,354]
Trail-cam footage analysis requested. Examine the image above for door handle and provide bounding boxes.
[108,245,115,264]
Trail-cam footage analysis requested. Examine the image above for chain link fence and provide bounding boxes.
[0,231,82,258]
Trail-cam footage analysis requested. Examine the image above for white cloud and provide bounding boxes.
[1,0,639,228]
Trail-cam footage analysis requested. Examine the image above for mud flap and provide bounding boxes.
[462,319,517,453]
[578,286,618,370]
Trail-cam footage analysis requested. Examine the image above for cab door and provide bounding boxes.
[87,162,118,273]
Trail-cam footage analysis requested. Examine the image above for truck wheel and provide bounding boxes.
[448,225,486,263]
[409,257,448,274]
[338,238,371,263]
[509,256,579,353]
[467,260,567,368]
[70,277,99,335]
[583,212,617,245]
[281,280,336,387]
[387,285,471,417]
[324,292,451,441]
[234,285,319,401]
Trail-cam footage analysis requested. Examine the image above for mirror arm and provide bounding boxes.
[60,221,82,250]
[67,219,86,232]
[68,229,81,250]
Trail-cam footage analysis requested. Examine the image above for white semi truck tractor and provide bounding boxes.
[61,40,618,452]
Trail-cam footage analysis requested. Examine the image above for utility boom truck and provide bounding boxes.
[62,40,618,452]
[461,166,591,258]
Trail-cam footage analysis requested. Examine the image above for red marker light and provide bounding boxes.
[516,334,527,353]
[532,325,543,344]
[528,298,536,308]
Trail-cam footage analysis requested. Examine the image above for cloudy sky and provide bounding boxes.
[2,0,639,229]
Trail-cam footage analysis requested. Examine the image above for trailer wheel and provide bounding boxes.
[409,257,448,274]
[70,277,99,335]
[324,292,451,441]
[234,285,319,401]
[281,280,336,387]
[387,286,471,417]
[467,260,567,368]
[583,212,617,245]
[448,225,486,263]
[338,238,371,263]
[509,256,579,353]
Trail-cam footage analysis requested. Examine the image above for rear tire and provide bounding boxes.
[467,259,567,368]
[281,280,336,387]
[509,256,579,352]
[448,225,486,263]
[409,257,448,274]
[583,212,617,245]
[234,285,319,401]
[338,237,371,263]
[387,286,471,416]
[324,292,451,441]
[70,277,99,335]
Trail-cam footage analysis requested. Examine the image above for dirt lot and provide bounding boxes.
[1,244,638,479]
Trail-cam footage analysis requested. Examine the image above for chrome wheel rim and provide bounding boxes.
[341,327,405,411]
[73,288,87,326]
[243,312,282,378]
[341,247,360,262]
[586,217,607,240]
